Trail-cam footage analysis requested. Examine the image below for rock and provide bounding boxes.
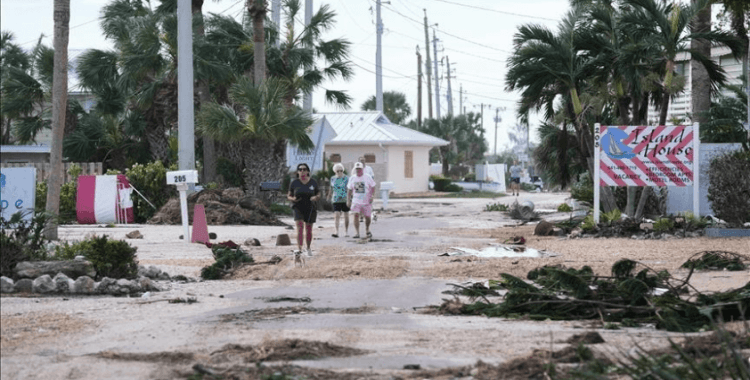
[114,279,139,294]
[157,272,171,281]
[53,273,74,293]
[244,238,261,246]
[276,234,291,246]
[14,260,96,280]
[125,230,143,239]
[534,220,554,236]
[551,227,566,237]
[1,276,15,293]
[209,232,217,239]
[569,227,582,239]
[138,265,162,279]
[14,278,33,293]
[74,255,86,261]
[32,275,56,294]
[639,223,653,231]
[687,231,702,238]
[95,277,117,294]
[73,276,96,294]
[137,276,160,292]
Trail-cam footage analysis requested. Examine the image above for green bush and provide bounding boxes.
[124,161,177,223]
[63,235,139,279]
[570,172,594,204]
[35,164,82,224]
[464,172,476,182]
[557,203,573,212]
[444,183,463,192]
[269,203,293,215]
[432,177,453,192]
[201,244,253,280]
[485,202,509,212]
[653,218,675,233]
[0,211,52,278]
[707,150,750,227]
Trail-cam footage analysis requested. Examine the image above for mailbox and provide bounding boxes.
[379,181,394,209]
[166,170,199,185]
[379,181,395,191]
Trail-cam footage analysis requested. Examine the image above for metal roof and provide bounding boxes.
[1,145,51,154]
[315,112,448,147]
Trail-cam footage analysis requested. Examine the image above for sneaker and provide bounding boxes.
[306,248,313,257]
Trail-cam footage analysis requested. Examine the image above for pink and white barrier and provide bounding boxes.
[76,175,135,224]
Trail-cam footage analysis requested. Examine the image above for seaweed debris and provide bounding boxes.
[447,259,749,332]
[681,250,748,271]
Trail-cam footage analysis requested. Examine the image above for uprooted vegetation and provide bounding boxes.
[681,250,748,271]
[434,258,749,332]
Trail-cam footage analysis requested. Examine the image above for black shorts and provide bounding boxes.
[293,206,317,224]
[332,202,350,212]
[511,178,520,184]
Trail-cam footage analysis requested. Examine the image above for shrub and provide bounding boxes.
[707,150,750,227]
[201,244,253,280]
[0,211,52,278]
[35,164,81,224]
[570,172,594,204]
[444,183,463,192]
[464,172,476,182]
[653,218,675,233]
[485,202,509,212]
[581,215,597,232]
[557,203,573,212]
[432,177,453,192]
[269,203,293,215]
[58,236,138,279]
[124,161,177,223]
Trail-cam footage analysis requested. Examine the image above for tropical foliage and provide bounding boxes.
[413,113,487,176]
[361,91,412,124]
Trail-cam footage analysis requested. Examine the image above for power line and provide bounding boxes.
[429,0,558,22]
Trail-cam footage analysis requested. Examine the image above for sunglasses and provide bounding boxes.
[298,168,309,172]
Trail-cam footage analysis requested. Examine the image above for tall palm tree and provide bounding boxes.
[248,0,267,85]
[0,31,32,144]
[45,0,70,240]
[361,91,412,124]
[197,76,313,195]
[621,0,743,125]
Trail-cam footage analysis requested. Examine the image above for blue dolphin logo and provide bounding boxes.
[601,128,635,159]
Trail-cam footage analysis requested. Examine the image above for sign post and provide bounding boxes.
[167,170,198,243]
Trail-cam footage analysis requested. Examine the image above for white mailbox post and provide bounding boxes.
[379,181,394,210]
[166,170,198,242]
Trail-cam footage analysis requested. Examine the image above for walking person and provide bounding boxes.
[328,163,350,237]
[347,162,376,239]
[509,160,522,196]
[358,156,375,180]
[287,163,321,256]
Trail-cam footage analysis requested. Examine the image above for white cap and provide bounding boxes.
[354,162,364,169]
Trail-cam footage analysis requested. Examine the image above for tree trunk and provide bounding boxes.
[634,186,650,221]
[241,137,287,197]
[45,0,70,240]
[248,0,267,85]
[690,1,711,125]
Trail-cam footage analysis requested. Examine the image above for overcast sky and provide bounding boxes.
[1,0,572,151]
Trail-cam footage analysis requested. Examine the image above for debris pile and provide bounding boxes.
[681,250,748,271]
[440,258,750,332]
[149,188,285,226]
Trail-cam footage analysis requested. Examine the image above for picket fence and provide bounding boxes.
[0,162,103,183]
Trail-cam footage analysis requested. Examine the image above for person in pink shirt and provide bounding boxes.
[347,161,376,238]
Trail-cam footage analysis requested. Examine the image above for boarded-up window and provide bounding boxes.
[364,154,376,163]
[404,151,413,178]
[329,154,341,163]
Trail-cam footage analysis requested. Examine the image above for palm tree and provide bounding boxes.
[197,76,313,195]
[361,91,412,124]
[418,115,477,176]
[0,31,32,144]
[248,0,267,85]
[45,0,70,240]
[621,0,743,125]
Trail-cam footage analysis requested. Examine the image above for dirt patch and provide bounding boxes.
[230,255,409,280]
[139,258,214,268]
[220,305,383,323]
[208,339,370,363]
[95,351,195,364]
[565,331,605,344]
[1,311,96,353]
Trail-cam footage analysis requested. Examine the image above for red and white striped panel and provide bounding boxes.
[76,175,134,224]
[599,125,695,187]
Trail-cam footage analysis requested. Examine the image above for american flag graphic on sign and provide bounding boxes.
[597,125,696,187]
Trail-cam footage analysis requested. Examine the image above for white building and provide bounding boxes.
[646,46,746,126]
[315,111,448,195]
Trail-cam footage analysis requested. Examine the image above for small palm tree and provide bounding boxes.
[197,76,313,195]
[361,91,412,125]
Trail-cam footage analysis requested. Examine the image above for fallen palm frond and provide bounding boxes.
[448,259,750,332]
[681,250,748,271]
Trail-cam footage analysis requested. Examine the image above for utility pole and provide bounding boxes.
[459,84,463,115]
[375,0,384,111]
[445,56,454,116]
[493,108,500,156]
[423,10,433,119]
[302,0,313,112]
[177,0,195,172]
[432,28,441,119]
[416,45,422,129]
